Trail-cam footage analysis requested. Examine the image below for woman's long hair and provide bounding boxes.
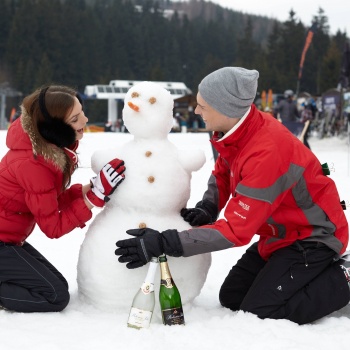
[22,85,79,188]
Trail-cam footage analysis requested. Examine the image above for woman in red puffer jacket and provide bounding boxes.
[0,85,125,312]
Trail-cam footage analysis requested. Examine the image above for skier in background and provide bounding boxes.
[274,89,300,122]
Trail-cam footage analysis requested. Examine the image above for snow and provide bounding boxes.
[1,130,350,350]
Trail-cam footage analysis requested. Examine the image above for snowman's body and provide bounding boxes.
[77,82,211,312]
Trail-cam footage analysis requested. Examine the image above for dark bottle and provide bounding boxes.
[159,255,185,326]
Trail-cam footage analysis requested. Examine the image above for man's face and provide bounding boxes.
[195,92,239,133]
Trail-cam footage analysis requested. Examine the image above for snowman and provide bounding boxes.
[77,81,211,312]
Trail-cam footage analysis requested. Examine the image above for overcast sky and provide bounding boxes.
[203,0,349,35]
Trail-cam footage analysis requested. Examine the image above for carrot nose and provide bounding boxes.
[128,101,139,112]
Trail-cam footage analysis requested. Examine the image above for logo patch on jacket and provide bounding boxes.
[234,211,246,220]
[238,200,250,211]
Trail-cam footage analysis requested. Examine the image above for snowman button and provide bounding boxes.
[148,176,155,183]
[145,151,152,157]
[139,222,147,228]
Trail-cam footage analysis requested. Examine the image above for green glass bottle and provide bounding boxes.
[159,255,185,326]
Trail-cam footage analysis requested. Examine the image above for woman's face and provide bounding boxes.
[65,97,88,141]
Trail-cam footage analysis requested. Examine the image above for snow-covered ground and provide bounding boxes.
[1,131,350,350]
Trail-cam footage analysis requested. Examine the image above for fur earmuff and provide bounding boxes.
[37,87,77,148]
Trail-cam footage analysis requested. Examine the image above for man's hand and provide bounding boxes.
[180,207,212,226]
[181,200,218,226]
[115,228,183,269]
[85,158,125,207]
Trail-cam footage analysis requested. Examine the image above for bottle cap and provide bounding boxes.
[159,255,167,262]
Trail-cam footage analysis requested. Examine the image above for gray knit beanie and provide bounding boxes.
[198,67,259,118]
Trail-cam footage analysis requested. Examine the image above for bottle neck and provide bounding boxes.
[160,259,174,288]
[141,260,158,294]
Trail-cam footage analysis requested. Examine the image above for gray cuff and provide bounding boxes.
[178,228,234,257]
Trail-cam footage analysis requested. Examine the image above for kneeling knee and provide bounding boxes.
[53,288,70,312]
[219,286,240,311]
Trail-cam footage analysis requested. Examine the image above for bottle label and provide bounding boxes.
[162,307,185,326]
[141,282,153,294]
[160,278,173,288]
[127,307,153,329]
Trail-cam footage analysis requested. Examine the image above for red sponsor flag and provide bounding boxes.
[298,22,317,80]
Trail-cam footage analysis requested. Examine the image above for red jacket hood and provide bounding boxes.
[7,117,33,151]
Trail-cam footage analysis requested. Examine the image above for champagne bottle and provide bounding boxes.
[159,255,185,326]
[127,257,158,329]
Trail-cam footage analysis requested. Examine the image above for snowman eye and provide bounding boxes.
[149,97,156,104]
[131,92,139,98]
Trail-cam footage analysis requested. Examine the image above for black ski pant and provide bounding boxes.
[219,241,350,324]
[0,241,70,312]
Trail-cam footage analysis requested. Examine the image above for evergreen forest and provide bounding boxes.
[0,0,349,122]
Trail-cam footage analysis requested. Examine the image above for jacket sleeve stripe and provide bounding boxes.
[236,163,305,204]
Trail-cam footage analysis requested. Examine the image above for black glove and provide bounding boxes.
[180,208,211,226]
[115,228,183,269]
[181,200,218,226]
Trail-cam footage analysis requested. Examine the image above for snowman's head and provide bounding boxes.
[123,82,174,139]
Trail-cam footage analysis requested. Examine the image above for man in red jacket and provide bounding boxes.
[115,67,350,324]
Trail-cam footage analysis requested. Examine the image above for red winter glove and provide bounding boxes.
[85,158,125,207]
